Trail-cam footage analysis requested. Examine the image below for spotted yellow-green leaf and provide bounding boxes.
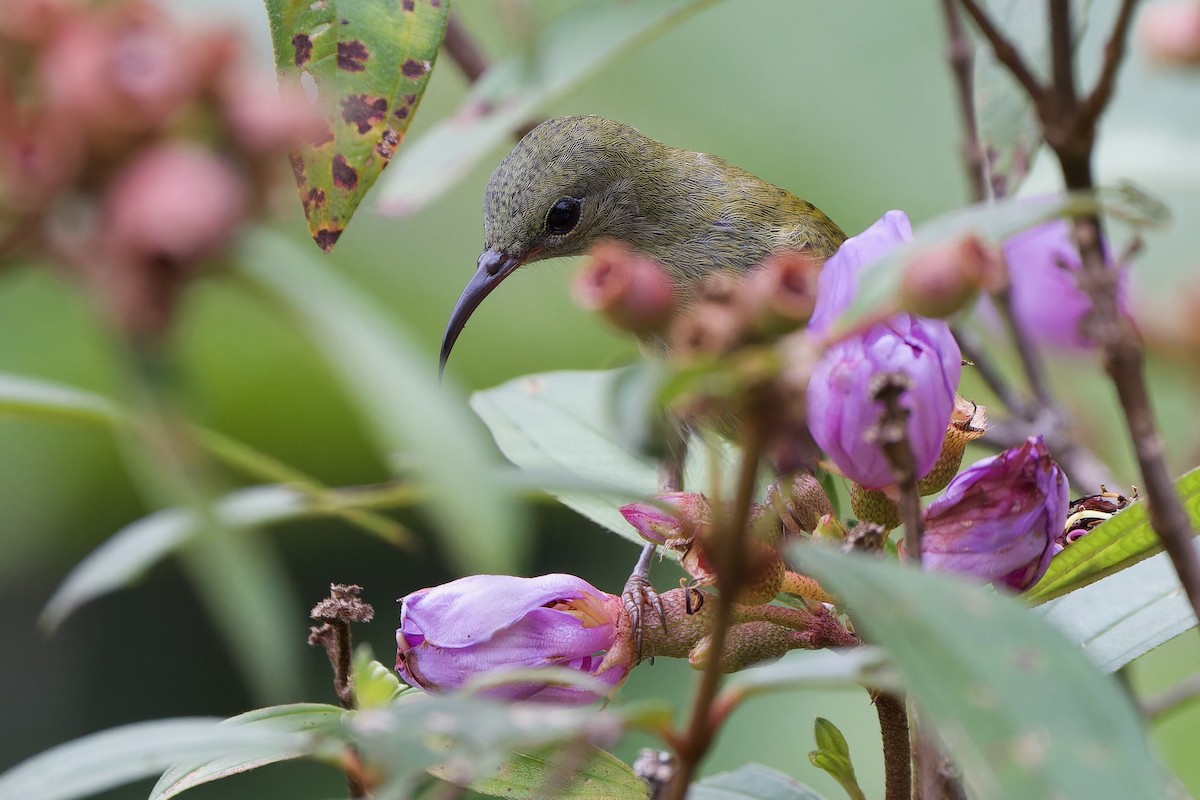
[449,745,647,800]
[264,0,450,251]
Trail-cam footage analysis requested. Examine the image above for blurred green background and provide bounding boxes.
[4,1,1200,798]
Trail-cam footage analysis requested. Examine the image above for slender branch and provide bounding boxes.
[873,692,912,800]
[1079,0,1141,127]
[667,420,765,799]
[442,15,490,84]
[1049,0,1078,110]
[940,0,988,203]
[953,324,1034,418]
[992,286,1055,408]
[956,0,1045,99]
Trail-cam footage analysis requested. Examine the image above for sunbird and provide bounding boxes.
[439,114,846,373]
[438,115,846,643]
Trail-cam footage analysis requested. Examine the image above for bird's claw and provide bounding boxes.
[622,573,666,663]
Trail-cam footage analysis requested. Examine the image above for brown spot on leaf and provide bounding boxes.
[401,58,427,79]
[337,40,369,72]
[289,154,306,185]
[302,187,327,211]
[376,128,400,162]
[310,121,334,147]
[292,33,313,67]
[340,94,388,134]
[393,106,408,120]
[431,0,440,7]
[402,0,415,10]
[315,228,342,253]
[403,93,417,105]
[332,154,359,190]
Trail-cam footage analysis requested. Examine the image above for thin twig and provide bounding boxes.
[873,692,912,800]
[940,0,988,203]
[953,324,1033,419]
[1049,0,1079,110]
[442,15,491,84]
[667,420,765,800]
[1079,0,1140,127]
[1140,672,1200,721]
[956,0,1045,99]
[992,286,1055,408]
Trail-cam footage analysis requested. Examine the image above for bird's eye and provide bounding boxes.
[545,197,581,235]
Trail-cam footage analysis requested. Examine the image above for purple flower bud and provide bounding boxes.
[804,211,961,489]
[619,492,710,545]
[921,436,1069,591]
[396,573,625,705]
[1001,219,1126,350]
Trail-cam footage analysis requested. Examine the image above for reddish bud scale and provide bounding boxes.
[571,242,676,335]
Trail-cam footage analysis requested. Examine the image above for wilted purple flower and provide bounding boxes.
[922,436,1069,591]
[396,573,626,705]
[1001,219,1125,350]
[805,211,962,489]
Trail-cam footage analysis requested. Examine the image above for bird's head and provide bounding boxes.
[440,116,659,374]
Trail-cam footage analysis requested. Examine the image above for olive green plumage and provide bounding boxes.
[483,115,847,300]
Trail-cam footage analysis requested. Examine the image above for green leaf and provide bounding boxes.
[264,0,449,250]
[348,694,630,798]
[449,745,647,800]
[239,230,525,574]
[374,0,721,217]
[723,647,896,699]
[798,546,1171,800]
[470,369,740,549]
[40,485,363,631]
[353,648,409,710]
[0,718,309,800]
[149,704,344,800]
[1025,467,1200,603]
[1038,545,1200,672]
[0,372,409,546]
[807,720,864,800]
[688,764,829,800]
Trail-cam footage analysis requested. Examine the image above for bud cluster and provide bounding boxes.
[0,0,318,337]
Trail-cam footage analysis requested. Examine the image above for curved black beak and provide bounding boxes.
[439,249,524,377]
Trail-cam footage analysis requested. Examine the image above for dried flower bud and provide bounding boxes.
[916,395,988,496]
[571,242,676,335]
[900,234,1001,318]
[1140,0,1200,64]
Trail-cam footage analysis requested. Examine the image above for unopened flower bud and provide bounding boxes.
[571,242,676,335]
[619,492,711,546]
[922,436,1069,591]
[812,513,848,544]
[916,395,988,496]
[767,470,834,536]
[805,212,962,489]
[1140,1,1200,64]
[849,483,900,530]
[396,574,626,704]
[900,234,1001,318]
[744,250,823,334]
[104,142,248,270]
[668,304,746,358]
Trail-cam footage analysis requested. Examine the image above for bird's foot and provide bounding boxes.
[622,543,666,662]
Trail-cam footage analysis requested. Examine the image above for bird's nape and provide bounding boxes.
[439,248,524,377]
